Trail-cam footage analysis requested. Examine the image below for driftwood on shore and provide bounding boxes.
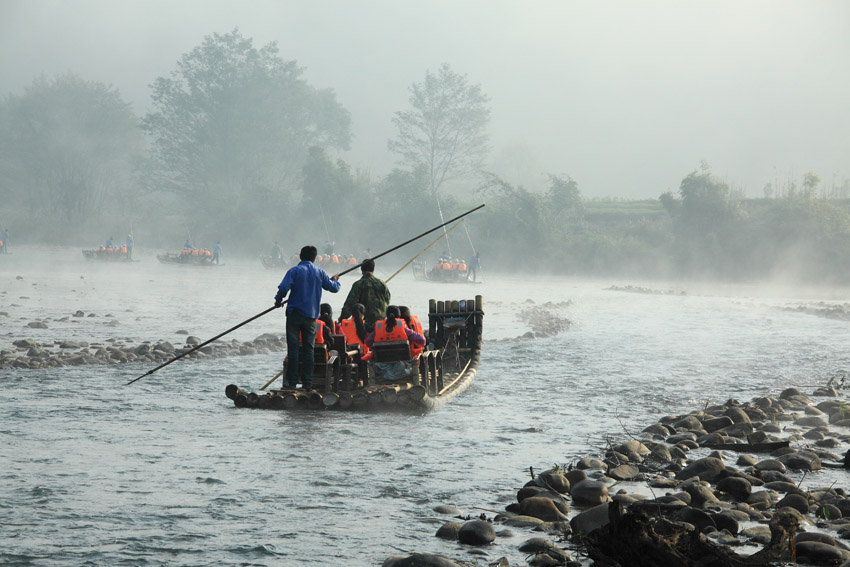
[584,501,799,567]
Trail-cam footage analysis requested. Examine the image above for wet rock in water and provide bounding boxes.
[570,503,610,536]
[382,553,462,567]
[711,511,740,535]
[87,313,96,317]
[674,506,717,531]
[499,514,545,528]
[186,336,201,346]
[796,541,850,563]
[570,479,609,506]
[14,339,41,349]
[134,344,151,356]
[815,503,842,520]
[716,476,752,501]
[27,321,47,329]
[536,469,570,493]
[754,458,787,473]
[518,497,569,522]
[607,464,639,481]
[676,456,725,482]
[777,493,810,514]
[575,457,606,471]
[457,519,495,545]
[59,340,81,349]
[73,310,84,317]
[176,330,189,335]
[435,521,462,540]
[796,415,828,427]
[681,481,721,507]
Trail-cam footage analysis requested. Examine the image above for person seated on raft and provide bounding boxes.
[339,302,369,355]
[398,305,426,357]
[365,305,426,353]
[364,305,426,383]
[319,303,342,337]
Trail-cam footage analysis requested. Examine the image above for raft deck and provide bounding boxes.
[225,296,483,412]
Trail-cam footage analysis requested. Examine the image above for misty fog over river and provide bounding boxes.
[3,246,850,566]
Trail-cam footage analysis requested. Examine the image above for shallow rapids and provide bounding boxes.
[2,246,850,565]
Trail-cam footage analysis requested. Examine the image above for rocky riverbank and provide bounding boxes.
[385,385,850,567]
[0,327,286,369]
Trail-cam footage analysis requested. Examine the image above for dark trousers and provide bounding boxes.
[285,311,316,388]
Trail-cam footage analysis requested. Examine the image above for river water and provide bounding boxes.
[3,246,850,566]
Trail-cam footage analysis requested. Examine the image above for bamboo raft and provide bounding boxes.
[225,296,483,412]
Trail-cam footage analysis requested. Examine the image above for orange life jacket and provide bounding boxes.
[348,257,357,265]
[316,255,324,263]
[121,246,127,254]
[340,318,369,354]
[459,262,467,271]
[331,254,339,263]
[373,319,409,343]
[205,249,211,256]
[191,249,199,256]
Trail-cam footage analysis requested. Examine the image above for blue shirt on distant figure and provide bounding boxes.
[275,261,341,319]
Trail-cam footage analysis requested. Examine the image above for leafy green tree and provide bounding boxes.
[300,146,373,246]
[546,174,584,222]
[388,63,491,198]
[141,29,351,246]
[801,171,820,199]
[0,73,142,234]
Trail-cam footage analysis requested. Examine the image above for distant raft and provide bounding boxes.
[157,249,217,265]
[226,296,484,413]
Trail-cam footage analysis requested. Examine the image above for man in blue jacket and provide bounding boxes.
[275,245,341,390]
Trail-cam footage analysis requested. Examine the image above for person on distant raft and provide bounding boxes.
[274,245,340,390]
[339,258,390,333]
[184,240,193,250]
[467,250,481,282]
[213,242,222,264]
[106,236,114,249]
[126,234,134,260]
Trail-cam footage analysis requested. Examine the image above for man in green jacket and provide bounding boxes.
[339,258,390,332]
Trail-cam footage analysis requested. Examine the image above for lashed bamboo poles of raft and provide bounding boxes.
[224,295,483,411]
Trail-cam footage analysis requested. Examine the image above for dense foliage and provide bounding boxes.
[0,30,848,284]
[140,29,351,247]
[0,73,143,241]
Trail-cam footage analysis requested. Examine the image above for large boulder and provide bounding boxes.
[675,457,725,482]
[570,479,609,506]
[457,519,495,545]
[716,476,752,501]
[383,553,462,567]
[570,503,610,536]
[518,496,569,521]
[435,521,462,540]
[778,451,821,471]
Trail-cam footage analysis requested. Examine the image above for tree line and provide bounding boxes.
[1,29,847,284]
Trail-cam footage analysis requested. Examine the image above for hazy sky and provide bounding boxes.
[2,0,849,198]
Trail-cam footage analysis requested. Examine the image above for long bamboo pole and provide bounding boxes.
[127,203,485,386]
[385,220,463,283]
[331,204,484,279]
[126,303,285,385]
